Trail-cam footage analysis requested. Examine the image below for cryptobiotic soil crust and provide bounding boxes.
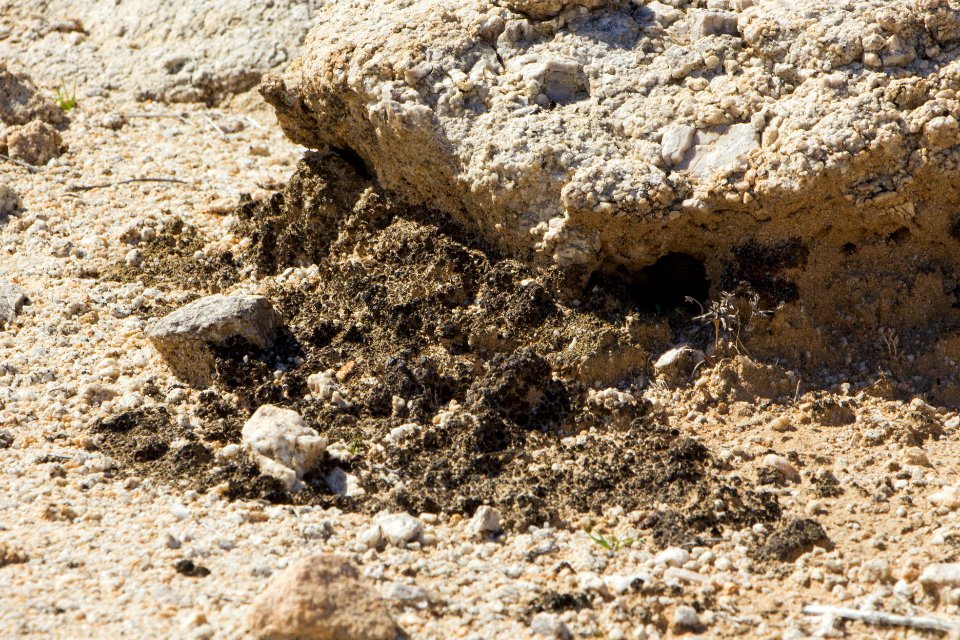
[0,6,960,640]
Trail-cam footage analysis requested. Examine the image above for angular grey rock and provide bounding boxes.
[145,294,279,385]
[248,554,398,640]
[466,505,502,539]
[0,281,26,328]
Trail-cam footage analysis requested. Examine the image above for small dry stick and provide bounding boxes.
[0,153,39,173]
[67,177,190,192]
[803,604,958,632]
[201,113,226,137]
[123,113,191,125]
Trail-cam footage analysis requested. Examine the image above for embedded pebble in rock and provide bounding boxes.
[0,182,19,217]
[376,513,423,547]
[466,505,502,539]
[247,554,398,640]
[0,281,25,327]
[146,294,279,385]
[241,405,326,490]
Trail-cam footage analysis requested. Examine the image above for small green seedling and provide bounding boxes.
[587,531,636,553]
[55,80,77,112]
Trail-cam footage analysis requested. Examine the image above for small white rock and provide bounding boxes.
[655,547,690,567]
[466,505,502,539]
[325,467,366,497]
[929,486,960,510]
[762,454,800,482]
[920,563,960,587]
[241,405,326,490]
[376,513,423,546]
[673,605,701,630]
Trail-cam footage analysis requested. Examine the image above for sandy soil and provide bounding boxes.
[1,4,960,640]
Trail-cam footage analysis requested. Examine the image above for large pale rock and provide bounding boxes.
[146,294,279,385]
[248,554,398,640]
[242,405,326,490]
[264,0,960,355]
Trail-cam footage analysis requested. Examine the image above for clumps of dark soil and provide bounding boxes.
[98,151,785,539]
[101,218,241,305]
[754,518,830,562]
[811,469,844,498]
[174,559,210,578]
[92,406,329,505]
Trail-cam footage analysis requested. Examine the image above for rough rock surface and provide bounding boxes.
[241,405,326,490]
[0,0,325,105]
[0,62,64,126]
[1,120,62,165]
[145,294,279,385]
[265,0,960,346]
[0,62,66,164]
[247,554,398,640]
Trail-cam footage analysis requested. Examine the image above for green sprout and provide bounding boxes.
[587,530,636,553]
[55,80,77,112]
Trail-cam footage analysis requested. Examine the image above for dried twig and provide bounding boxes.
[0,153,40,173]
[66,177,190,192]
[122,113,191,125]
[201,113,226,137]
[803,604,958,632]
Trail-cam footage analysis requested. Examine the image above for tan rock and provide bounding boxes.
[248,555,398,640]
[2,121,62,165]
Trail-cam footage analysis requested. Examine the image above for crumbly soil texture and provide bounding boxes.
[96,151,798,544]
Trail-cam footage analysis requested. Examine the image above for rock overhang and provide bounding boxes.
[261,0,960,345]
